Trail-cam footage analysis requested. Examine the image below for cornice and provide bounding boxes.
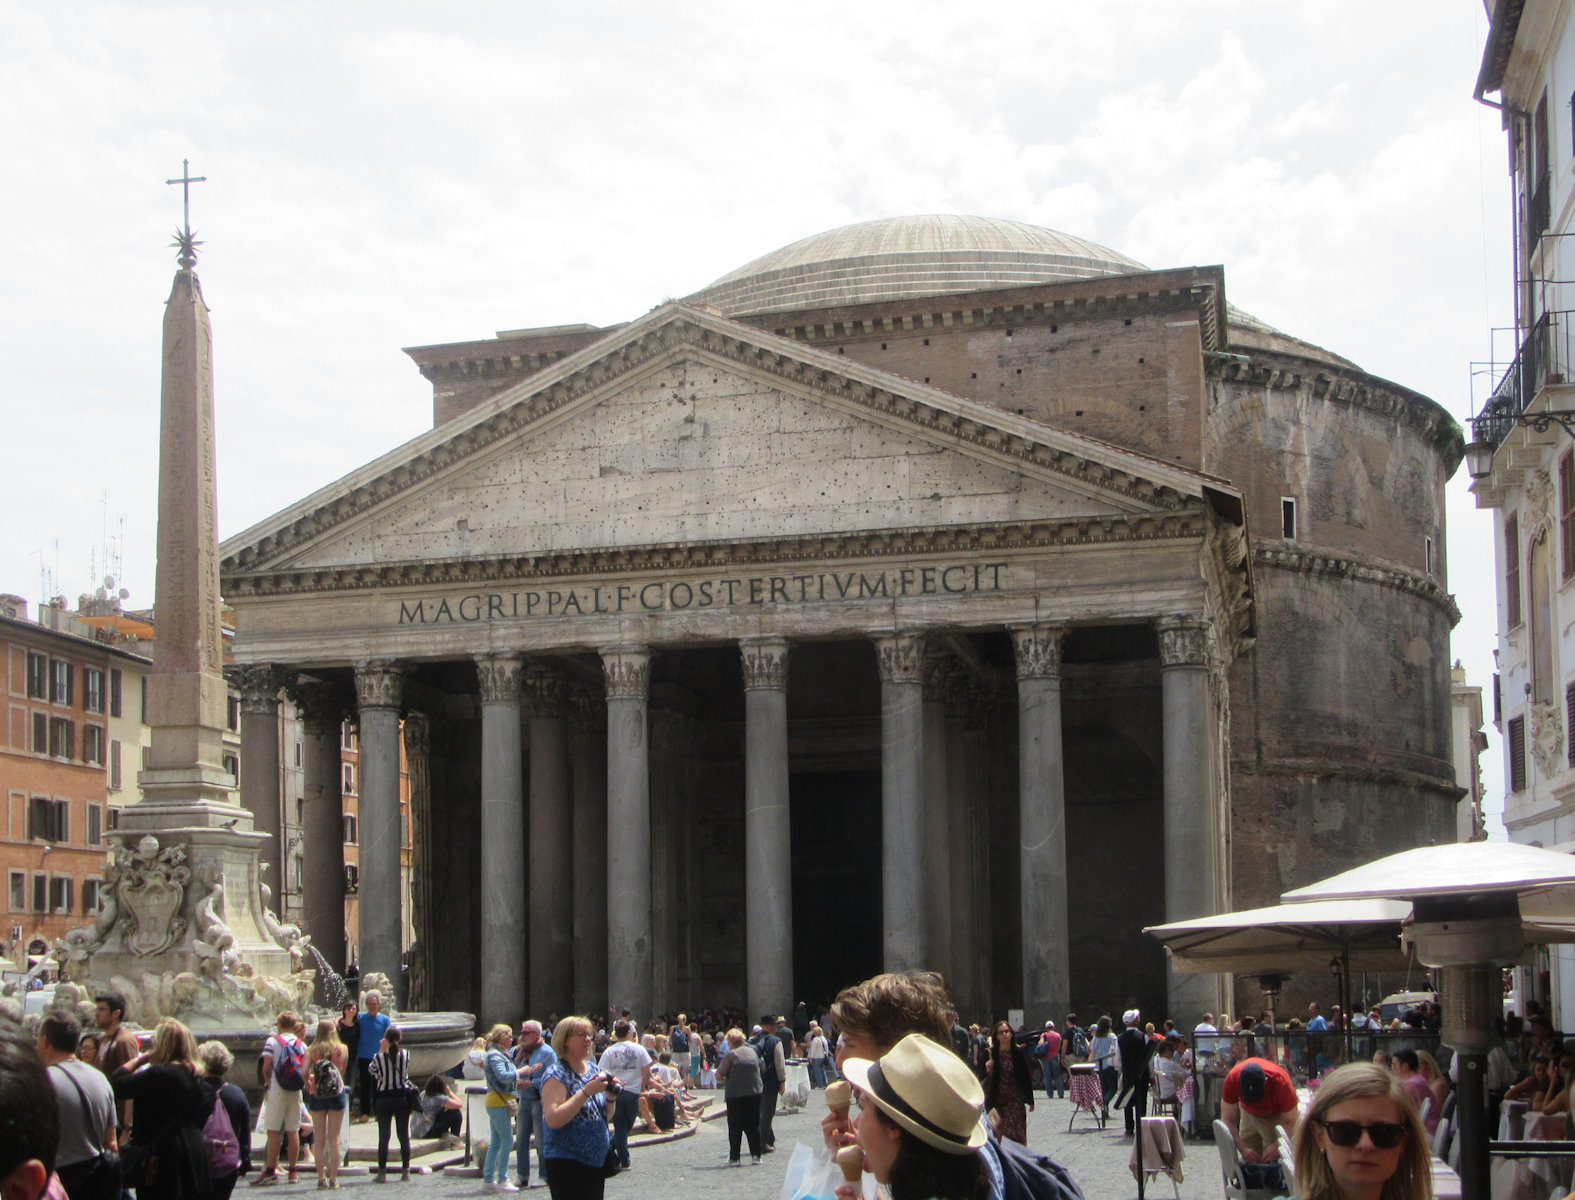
[224,510,1209,598]
[1251,543,1461,626]
[1208,347,1463,465]
[1233,755,1463,800]
[222,308,1232,577]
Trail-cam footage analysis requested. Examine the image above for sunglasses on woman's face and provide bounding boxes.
[1318,1119,1407,1149]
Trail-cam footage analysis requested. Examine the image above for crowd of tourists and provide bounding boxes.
[3,976,1555,1200]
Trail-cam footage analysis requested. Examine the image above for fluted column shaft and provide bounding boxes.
[292,680,350,976]
[527,666,573,1017]
[1012,623,1068,1029]
[569,688,609,1015]
[874,633,927,972]
[603,647,652,1023]
[234,665,285,908]
[355,661,405,993]
[741,637,792,1017]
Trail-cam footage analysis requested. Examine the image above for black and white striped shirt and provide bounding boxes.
[368,1048,410,1095]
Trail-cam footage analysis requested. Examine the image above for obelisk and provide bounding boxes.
[90,171,290,982]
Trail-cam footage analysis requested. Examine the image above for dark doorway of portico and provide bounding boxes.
[790,768,883,1016]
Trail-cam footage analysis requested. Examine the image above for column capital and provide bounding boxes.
[601,645,651,699]
[568,685,607,734]
[284,677,354,736]
[1156,614,1211,668]
[1009,623,1065,681]
[354,659,406,710]
[474,653,523,705]
[229,664,285,714]
[740,637,790,691]
[873,632,926,684]
[403,712,430,758]
[523,664,567,717]
[921,650,953,702]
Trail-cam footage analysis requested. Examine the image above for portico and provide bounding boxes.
[221,303,1252,1027]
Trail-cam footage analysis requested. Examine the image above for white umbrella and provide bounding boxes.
[1145,898,1415,975]
[1282,841,1575,904]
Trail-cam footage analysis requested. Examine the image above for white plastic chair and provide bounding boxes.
[1430,1114,1452,1160]
[1213,1119,1277,1200]
[1275,1126,1297,1191]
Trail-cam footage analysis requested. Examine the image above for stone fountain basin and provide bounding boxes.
[203,1011,476,1106]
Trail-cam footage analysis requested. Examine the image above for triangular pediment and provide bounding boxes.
[221,304,1236,581]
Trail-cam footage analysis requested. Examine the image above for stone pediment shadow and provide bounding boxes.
[221,302,1244,583]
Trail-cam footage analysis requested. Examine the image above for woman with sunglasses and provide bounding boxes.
[1293,1062,1430,1200]
[982,1021,1034,1145]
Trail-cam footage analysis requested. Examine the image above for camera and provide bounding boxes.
[603,1075,622,1095]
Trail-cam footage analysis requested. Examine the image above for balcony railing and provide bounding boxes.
[1471,311,1574,448]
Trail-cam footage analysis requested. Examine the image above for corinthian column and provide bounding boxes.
[1011,622,1068,1029]
[355,660,405,993]
[232,664,285,908]
[602,646,652,1022]
[526,665,573,1017]
[1157,614,1223,1018]
[741,637,792,1017]
[874,633,927,972]
[921,654,952,984]
[476,653,526,1029]
[287,678,351,976]
[569,687,608,1014]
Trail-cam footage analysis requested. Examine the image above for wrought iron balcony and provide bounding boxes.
[1470,311,1572,450]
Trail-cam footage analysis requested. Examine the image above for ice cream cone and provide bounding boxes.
[826,1080,852,1118]
[835,1144,864,1183]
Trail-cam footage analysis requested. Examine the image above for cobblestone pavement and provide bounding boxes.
[278,1093,1224,1199]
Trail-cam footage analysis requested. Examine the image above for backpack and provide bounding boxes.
[752,1032,779,1080]
[669,1027,689,1053]
[273,1036,307,1092]
[203,1088,241,1177]
[312,1055,344,1099]
[1071,1028,1089,1058]
[994,1135,1087,1200]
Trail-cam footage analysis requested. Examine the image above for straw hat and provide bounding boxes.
[839,1034,987,1154]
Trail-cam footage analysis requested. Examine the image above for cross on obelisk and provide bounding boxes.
[166,158,207,268]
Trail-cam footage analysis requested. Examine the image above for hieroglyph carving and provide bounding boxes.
[474,653,523,705]
[601,648,651,699]
[1531,698,1566,779]
[739,638,790,691]
[118,836,191,957]
[874,633,926,684]
[1010,624,1064,681]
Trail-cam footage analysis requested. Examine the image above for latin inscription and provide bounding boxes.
[395,563,1009,625]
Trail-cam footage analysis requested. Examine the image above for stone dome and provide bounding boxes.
[688,214,1148,316]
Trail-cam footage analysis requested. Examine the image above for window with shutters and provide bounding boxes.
[50,660,72,706]
[8,871,24,913]
[32,712,47,754]
[83,724,104,766]
[1508,512,1524,628]
[50,877,72,914]
[109,740,122,791]
[87,804,101,846]
[32,873,46,913]
[1562,452,1575,581]
[25,653,46,699]
[343,815,357,845]
[1568,684,1575,768]
[1510,715,1528,791]
[109,668,122,718]
[83,879,100,915]
[83,668,104,714]
[343,763,356,795]
[226,695,239,732]
[49,717,73,760]
[28,796,68,843]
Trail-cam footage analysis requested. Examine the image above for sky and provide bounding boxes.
[1,1,1514,826]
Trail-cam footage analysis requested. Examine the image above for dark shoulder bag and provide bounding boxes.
[53,1066,121,1200]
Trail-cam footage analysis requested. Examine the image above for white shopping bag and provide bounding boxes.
[777,1141,877,1200]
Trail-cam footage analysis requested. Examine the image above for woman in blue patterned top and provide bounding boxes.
[540,1016,613,1200]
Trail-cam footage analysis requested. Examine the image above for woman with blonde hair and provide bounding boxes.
[541,1015,613,1199]
[1414,1049,1450,1117]
[1292,1062,1430,1200]
[482,1023,524,1191]
[109,1018,210,1200]
[305,1018,349,1189]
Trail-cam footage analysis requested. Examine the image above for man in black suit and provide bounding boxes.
[1115,1008,1153,1135]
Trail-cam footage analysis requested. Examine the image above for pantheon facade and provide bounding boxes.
[219,216,1462,1029]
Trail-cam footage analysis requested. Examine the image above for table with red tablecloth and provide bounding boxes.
[1067,1063,1106,1130]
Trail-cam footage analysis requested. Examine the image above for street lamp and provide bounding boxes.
[1466,408,1575,481]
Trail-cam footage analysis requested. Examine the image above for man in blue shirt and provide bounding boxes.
[512,1021,556,1188]
[355,991,391,1122]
